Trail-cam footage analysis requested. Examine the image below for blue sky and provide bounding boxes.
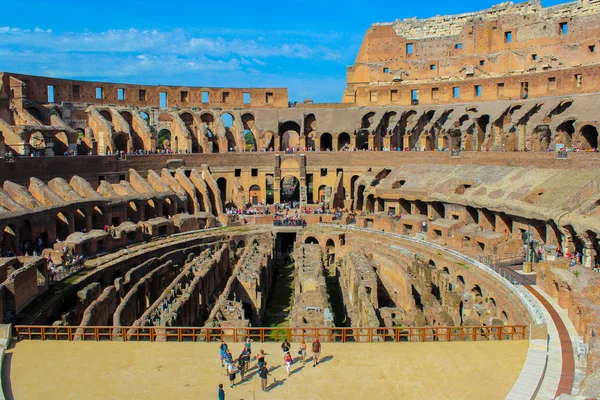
[0,0,567,103]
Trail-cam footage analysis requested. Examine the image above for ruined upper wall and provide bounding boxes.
[2,72,288,108]
[389,0,598,40]
[345,0,600,105]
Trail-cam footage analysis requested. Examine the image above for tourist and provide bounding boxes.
[284,351,293,377]
[244,337,252,360]
[237,353,246,382]
[281,339,290,356]
[259,361,269,392]
[312,337,321,367]
[227,361,237,388]
[218,383,225,400]
[298,340,307,365]
[257,349,265,370]
[219,340,228,367]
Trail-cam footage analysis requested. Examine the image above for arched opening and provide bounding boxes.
[180,112,194,132]
[99,110,112,122]
[127,202,139,223]
[249,184,261,206]
[580,125,598,149]
[350,176,360,199]
[221,113,236,151]
[92,206,104,229]
[211,142,219,153]
[162,199,172,218]
[366,194,375,213]
[56,212,70,241]
[217,178,227,207]
[320,133,332,151]
[414,200,427,215]
[280,176,300,203]
[121,111,144,150]
[304,236,319,244]
[456,275,465,286]
[471,285,483,299]
[304,114,316,136]
[356,131,369,150]
[114,133,128,152]
[338,132,351,151]
[500,311,508,325]
[466,206,479,224]
[317,185,327,204]
[145,200,156,219]
[244,130,256,152]
[158,129,172,151]
[2,225,18,254]
[557,120,575,146]
[54,132,69,156]
[356,185,366,210]
[279,121,301,150]
[26,106,43,122]
[18,220,32,247]
[74,209,87,232]
[237,240,246,249]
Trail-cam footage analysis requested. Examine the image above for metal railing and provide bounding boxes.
[14,325,527,343]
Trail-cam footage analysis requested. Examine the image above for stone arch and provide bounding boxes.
[1,225,18,254]
[99,110,112,122]
[471,284,483,299]
[74,209,87,232]
[56,212,70,241]
[54,132,70,155]
[579,124,598,149]
[127,202,139,223]
[366,194,375,213]
[500,311,508,325]
[26,105,44,122]
[338,132,351,151]
[92,206,105,229]
[320,133,332,151]
[163,198,173,217]
[18,219,33,247]
[220,112,237,151]
[145,200,157,219]
[249,184,261,205]
[113,132,128,152]
[556,119,575,146]
[361,112,376,129]
[280,175,300,202]
[158,129,171,150]
[120,111,144,150]
[279,121,301,150]
[217,178,227,207]
[304,114,316,136]
[356,131,369,150]
[304,236,319,244]
[356,184,366,210]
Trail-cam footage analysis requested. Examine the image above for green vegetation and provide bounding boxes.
[325,276,347,326]
[263,262,295,328]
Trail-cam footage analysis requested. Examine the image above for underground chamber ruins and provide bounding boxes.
[2,0,600,398]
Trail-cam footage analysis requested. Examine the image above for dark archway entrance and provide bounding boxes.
[280,176,300,203]
[320,133,332,151]
[581,125,598,149]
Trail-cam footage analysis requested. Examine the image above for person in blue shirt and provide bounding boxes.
[219,341,228,367]
[218,383,225,400]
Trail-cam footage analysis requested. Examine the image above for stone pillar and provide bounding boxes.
[274,135,281,151]
[403,135,410,151]
[384,136,391,150]
[333,135,339,152]
[299,135,306,149]
[368,134,375,150]
[314,137,320,151]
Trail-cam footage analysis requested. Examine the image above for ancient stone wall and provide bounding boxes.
[345,0,600,105]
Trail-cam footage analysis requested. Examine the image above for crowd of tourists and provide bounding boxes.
[217,337,323,398]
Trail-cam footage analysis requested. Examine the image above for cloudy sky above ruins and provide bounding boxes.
[1,0,567,103]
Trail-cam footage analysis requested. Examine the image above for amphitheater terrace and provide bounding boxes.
[1,0,600,399]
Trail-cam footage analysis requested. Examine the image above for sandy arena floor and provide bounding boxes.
[2,340,529,400]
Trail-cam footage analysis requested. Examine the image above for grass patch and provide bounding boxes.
[263,262,295,327]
